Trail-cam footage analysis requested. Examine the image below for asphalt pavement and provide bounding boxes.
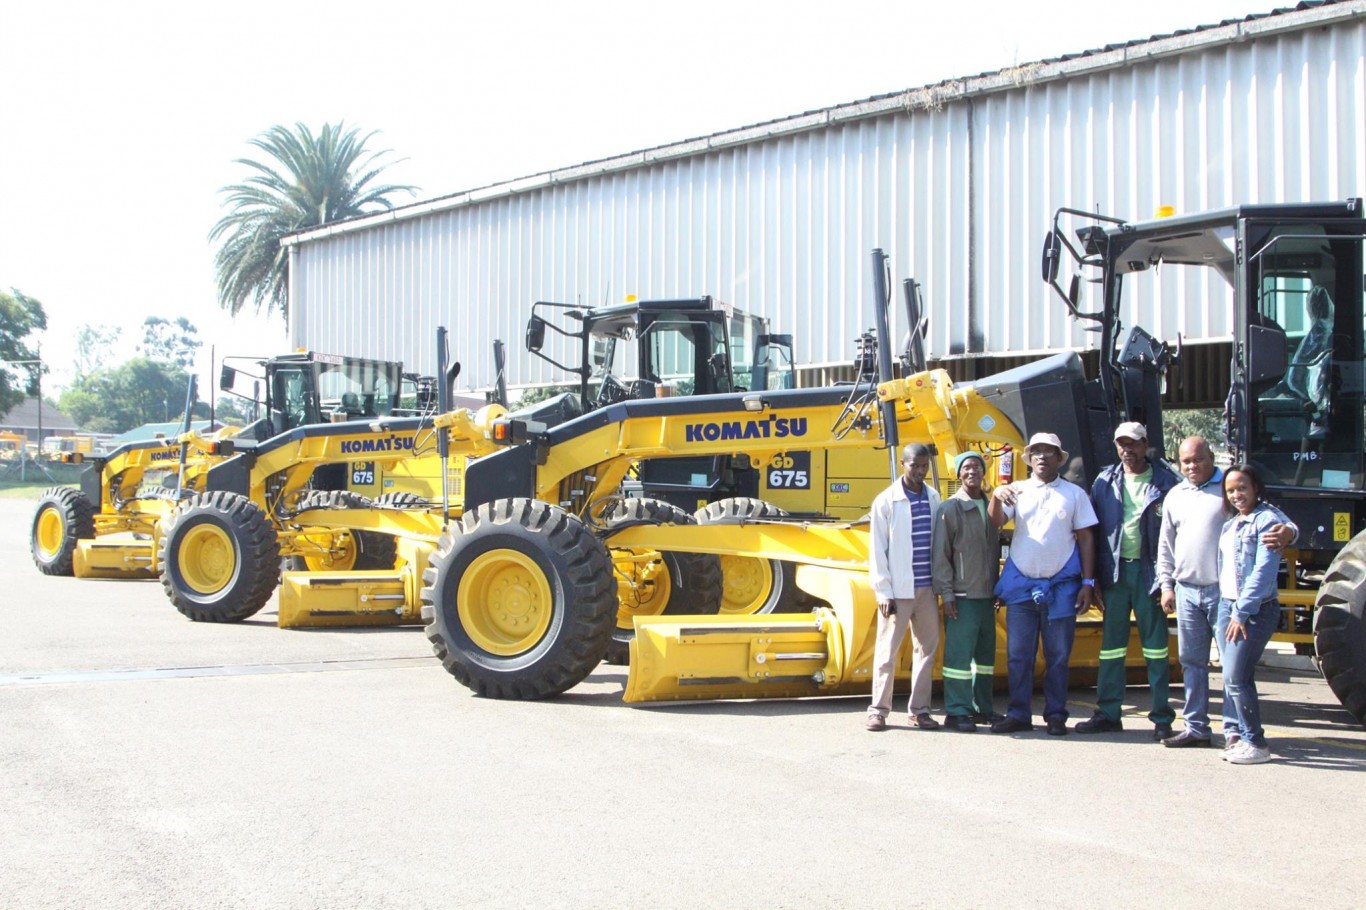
[2,494,1364,909]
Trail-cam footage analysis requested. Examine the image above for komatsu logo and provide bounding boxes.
[149,450,179,462]
[683,415,808,443]
[339,435,415,455]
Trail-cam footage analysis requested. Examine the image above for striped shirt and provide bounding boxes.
[905,483,933,587]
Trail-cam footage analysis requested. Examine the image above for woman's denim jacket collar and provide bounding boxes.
[1220,501,1290,622]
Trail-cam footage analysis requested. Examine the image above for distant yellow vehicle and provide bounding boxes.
[0,431,25,459]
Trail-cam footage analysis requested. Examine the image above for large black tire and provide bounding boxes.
[284,489,396,571]
[160,491,281,622]
[601,498,724,664]
[1313,530,1366,724]
[694,497,803,616]
[31,487,96,576]
[423,498,617,699]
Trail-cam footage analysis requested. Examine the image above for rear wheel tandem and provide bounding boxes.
[694,497,802,616]
[602,498,724,665]
[285,489,396,571]
[160,491,281,622]
[1313,530,1366,724]
[422,498,617,699]
[31,487,96,576]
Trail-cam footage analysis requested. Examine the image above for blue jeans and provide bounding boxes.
[1175,582,1229,738]
[1216,597,1279,747]
[1005,599,1077,724]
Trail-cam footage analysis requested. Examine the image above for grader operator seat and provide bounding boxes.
[1264,285,1336,439]
[340,392,362,419]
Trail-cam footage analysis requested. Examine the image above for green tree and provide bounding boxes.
[210,121,416,320]
[213,395,257,426]
[74,323,122,379]
[0,288,48,418]
[58,358,197,433]
[139,316,201,369]
[1163,408,1227,456]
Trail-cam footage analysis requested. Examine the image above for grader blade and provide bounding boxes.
[277,570,417,628]
[624,564,882,703]
[72,537,158,579]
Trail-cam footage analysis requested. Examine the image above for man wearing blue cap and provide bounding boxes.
[932,451,1003,732]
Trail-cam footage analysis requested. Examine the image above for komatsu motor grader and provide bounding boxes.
[426,199,1366,722]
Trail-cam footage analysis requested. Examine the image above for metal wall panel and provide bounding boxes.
[289,9,1366,396]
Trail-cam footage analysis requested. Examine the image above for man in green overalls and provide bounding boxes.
[1075,422,1180,739]
[932,452,1003,732]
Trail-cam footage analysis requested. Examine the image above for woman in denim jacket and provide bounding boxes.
[1217,464,1290,765]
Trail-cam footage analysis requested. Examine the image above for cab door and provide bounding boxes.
[1237,217,1365,549]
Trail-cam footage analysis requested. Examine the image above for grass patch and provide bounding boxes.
[0,482,70,500]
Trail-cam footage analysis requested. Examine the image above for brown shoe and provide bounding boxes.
[913,713,940,730]
[866,714,887,732]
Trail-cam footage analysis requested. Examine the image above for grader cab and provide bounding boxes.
[1043,198,1366,721]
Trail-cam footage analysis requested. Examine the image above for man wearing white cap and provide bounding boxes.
[1074,422,1180,739]
[988,432,1098,736]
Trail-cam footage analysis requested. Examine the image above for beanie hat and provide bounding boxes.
[954,451,986,475]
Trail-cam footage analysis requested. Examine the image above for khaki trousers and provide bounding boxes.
[867,587,940,718]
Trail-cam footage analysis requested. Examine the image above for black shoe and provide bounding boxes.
[990,716,1033,734]
[1046,718,1068,736]
[971,712,1007,725]
[1074,711,1124,734]
[1161,729,1212,748]
[1152,723,1174,741]
[944,715,977,733]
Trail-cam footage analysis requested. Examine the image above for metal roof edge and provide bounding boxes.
[283,1,1366,248]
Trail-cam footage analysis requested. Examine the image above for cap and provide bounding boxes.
[1024,432,1069,463]
[953,451,986,475]
[1113,421,1148,442]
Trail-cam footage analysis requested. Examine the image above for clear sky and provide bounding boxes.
[3,0,1277,394]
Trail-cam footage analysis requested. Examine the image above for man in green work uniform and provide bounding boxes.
[1075,422,1180,739]
[932,451,1003,732]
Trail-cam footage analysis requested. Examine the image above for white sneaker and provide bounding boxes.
[1227,741,1272,765]
[1221,736,1242,761]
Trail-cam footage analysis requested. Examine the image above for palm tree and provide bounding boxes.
[210,121,416,319]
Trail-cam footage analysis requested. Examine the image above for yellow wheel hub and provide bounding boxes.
[35,507,65,559]
[457,549,553,655]
[613,550,672,630]
[716,554,773,616]
[177,523,237,595]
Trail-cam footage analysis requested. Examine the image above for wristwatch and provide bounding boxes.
[1081,578,1095,587]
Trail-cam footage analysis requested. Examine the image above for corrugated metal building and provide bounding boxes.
[284,0,1366,400]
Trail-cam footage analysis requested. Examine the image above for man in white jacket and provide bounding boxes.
[866,442,942,731]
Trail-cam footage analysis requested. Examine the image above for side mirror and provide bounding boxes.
[1041,230,1062,283]
[219,364,236,392]
[1068,274,1081,311]
[526,316,547,353]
